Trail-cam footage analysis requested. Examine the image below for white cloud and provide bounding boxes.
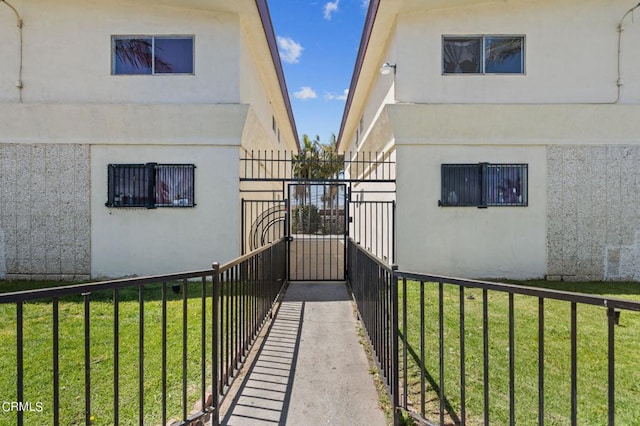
[361,0,370,9]
[277,36,303,64]
[325,89,349,101]
[294,86,318,100]
[323,0,339,20]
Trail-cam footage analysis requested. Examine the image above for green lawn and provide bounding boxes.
[0,280,231,426]
[399,280,640,426]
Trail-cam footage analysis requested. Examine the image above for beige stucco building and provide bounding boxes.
[0,0,298,279]
[339,0,640,280]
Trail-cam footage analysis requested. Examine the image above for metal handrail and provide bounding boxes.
[347,237,394,272]
[0,238,285,304]
[395,271,640,311]
[1,238,287,426]
[219,237,285,272]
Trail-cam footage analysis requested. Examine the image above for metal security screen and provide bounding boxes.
[288,183,346,281]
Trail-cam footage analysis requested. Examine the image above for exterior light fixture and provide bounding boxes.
[380,62,396,75]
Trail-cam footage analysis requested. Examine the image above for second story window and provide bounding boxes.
[112,35,194,75]
[442,35,524,74]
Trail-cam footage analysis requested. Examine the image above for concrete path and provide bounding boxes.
[220,281,387,426]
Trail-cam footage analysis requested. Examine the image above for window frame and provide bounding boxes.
[439,163,528,208]
[111,35,195,76]
[442,35,525,75]
[106,163,196,208]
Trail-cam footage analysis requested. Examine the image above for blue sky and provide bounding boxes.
[267,0,369,145]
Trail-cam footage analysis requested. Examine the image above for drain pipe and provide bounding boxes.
[1,0,23,102]
[616,2,640,103]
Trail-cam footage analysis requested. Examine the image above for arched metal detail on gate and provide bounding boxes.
[242,200,287,253]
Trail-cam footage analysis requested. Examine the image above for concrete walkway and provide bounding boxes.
[219,282,387,426]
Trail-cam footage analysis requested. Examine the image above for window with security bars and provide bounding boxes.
[106,163,195,208]
[440,163,528,207]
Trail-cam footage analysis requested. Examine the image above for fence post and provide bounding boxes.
[391,265,400,426]
[211,262,220,426]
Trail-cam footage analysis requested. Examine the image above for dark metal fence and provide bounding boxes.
[289,183,346,281]
[240,150,395,182]
[347,239,640,426]
[0,238,286,426]
[346,238,400,423]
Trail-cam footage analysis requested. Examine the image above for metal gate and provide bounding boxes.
[287,183,347,281]
[240,149,395,282]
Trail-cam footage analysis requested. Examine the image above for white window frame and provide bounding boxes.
[442,35,525,75]
[111,35,195,76]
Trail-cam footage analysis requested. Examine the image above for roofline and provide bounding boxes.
[336,0,381,151]
[255,0,301,152]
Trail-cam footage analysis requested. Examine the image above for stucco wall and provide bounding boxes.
[0,143,90,280]
[547,145,640,281]
[91,145,240,278]
[396,144,547,279]
[0,1,295,280]
[395,0,640,104]
[0,0,241,104]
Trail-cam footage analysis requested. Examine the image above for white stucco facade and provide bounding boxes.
[340,0,640,280]
[0,0,298,279]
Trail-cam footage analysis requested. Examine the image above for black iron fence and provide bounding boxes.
[347,239,640,426]
[0,238,286,426]
[346,238,399,420]
[240,150,395,182]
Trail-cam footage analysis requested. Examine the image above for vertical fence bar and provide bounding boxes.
[201,276,207,416]
[420,281,425,418]
[509,293,515,426]
[538,298,545,426]
[233,265,239,372]
[391,201,396,264]
[241,199,245,254]
[162,283,167,426]
[53,298,60,426]
[16,301,23,426]
[402,277,408,410]
[139,286,145,425]
[113,289,120,426]
[224,270,230,387]
[439,279,445,426]
[607,307,615,426]
[571,302,577,426]
[459,287,466,426]
[212,263,220,426]
[391,265,400,426]
[83,293,91,426]
[182,280,188,421]
[482,289,489,426]
[242,263,247,355]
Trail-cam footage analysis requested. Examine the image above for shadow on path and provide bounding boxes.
[220,281,386,426]
[221,300,304,425]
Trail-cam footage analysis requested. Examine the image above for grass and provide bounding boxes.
[399,280,640,425]
[0,279,249,426]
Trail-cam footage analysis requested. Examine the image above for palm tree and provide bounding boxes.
[292,135,319,233]
[319,134,344,233]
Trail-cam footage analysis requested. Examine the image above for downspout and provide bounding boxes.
[1,0,23,102]
[615,2,640,103]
